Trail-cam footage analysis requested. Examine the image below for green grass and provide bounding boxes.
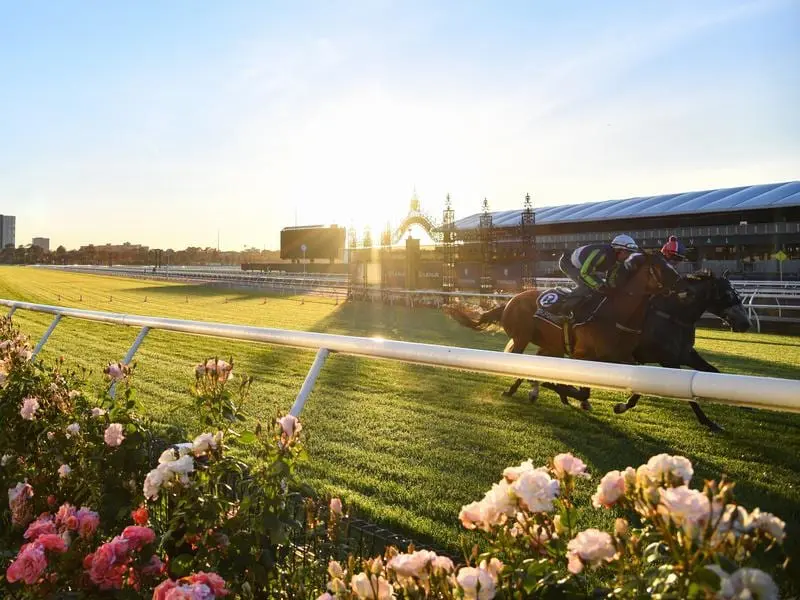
[1,266,799,582]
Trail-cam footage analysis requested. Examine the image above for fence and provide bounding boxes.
[2,299,799,415]
[36,266,800,331]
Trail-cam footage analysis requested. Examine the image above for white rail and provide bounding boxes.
[2,299,799,415]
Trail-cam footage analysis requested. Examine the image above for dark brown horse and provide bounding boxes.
[447,252,680,408]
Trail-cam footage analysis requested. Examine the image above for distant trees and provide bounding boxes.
[0,244,284,267]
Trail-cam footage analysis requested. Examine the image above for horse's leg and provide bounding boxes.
[686,350,725,433]
[541,381,579,406]
[501,338,527,398]
[614,393,640,415]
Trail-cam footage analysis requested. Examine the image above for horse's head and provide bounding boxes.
[709,274,751,332]
[621,251,681,295]
[672,271,751,332]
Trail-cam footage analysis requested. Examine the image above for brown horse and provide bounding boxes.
[447,252,681,408]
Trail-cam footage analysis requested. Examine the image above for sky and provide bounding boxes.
[1,0,798,251]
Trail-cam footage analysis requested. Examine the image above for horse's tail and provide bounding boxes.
[445,303,506,331]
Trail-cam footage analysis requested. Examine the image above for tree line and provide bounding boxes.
[1,244,284,266]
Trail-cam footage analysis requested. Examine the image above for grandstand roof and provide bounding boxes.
[451,181,800,231]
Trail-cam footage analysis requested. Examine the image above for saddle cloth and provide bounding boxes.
[535,287,577,326]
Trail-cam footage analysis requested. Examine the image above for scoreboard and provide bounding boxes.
[280,225,346,260]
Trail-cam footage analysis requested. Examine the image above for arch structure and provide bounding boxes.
[392,212,441,244]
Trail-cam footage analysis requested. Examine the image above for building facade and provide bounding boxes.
[0,215,16,249]
[32,237,50,252]
[450,181,800,283]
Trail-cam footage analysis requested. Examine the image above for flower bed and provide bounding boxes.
[0,316,789,599]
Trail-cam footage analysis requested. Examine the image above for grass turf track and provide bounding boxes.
[1,266,799,584]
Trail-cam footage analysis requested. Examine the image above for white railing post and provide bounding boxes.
[110,326,151,399]
[289,348,331,417]
[32,314,63,358]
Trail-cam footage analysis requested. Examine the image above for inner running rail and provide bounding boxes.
[2,299,799,416]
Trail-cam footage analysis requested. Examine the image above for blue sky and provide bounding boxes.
[1,0,798,250]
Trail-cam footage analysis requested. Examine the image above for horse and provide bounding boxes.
[606,270,751,431]
[447,251,681,409]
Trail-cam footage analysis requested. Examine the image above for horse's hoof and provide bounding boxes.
[580,401,592,411]
[706,422,725,434]
[501,391,514,398]
[528,390,539,403]
[613,403,628,415]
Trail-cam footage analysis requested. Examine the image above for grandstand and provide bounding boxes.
[451,181,800,280]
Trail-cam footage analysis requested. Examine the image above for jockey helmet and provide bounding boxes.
[661,235,687,260]
[611,234,640,252]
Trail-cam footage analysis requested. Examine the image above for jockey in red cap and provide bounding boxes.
[661,236,687,264]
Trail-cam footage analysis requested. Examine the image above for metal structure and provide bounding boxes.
[441,194,456,293]
[520,193,536,290]
[4,299,799,415]
[479,198,495,296]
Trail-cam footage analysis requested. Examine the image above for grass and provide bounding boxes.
[1,266,799,584]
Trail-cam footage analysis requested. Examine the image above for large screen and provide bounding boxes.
[280,226,346,260]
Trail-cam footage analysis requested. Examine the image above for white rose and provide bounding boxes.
[192,433,217,456]
[502,459,536,482]
[566,528,616,574]
[350,572,392,599]
[66,423,80,437]
[431,555,454,573]
[511,469,560,513]
[714,567,779,600]
[592,470,627,508]
[327,560,344,579]
[552,453,589,479]
[456,566,496,600]
[657,486,710,538]
[143,468,165,500]
[388,549,435,578]
[58,464,72,478]
[1,454,12,467]
[158,448,178,464]
[91,407,106,417]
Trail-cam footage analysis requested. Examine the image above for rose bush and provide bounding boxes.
[0,319,307,598]
[318,452,787,599]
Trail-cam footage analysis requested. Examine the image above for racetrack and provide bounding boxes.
[1,266,798,582]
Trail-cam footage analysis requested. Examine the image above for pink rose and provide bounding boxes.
[76,508,100,539]
[552,453,589,479]
[187,571,229,596]
[20,397,40,420]
[88,540,127,589]
[35,533,67,553]
[24,516,56,541]
[55,503,77,528]
[104,423,125,447]
[330,497,343,516]
[6,544,47,585]
[277,415,301,438]
[153,579,179,600]
[121,526,155,550]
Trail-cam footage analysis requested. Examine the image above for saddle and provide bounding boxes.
[535,287,604,327]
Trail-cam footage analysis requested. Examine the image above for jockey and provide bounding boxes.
[661,235,687,264]
[559,234,641,295]
[556,234,641,320]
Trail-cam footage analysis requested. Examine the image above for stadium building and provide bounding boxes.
[451,181,800,282]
